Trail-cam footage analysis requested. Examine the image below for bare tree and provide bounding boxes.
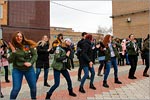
[97,26,112,35]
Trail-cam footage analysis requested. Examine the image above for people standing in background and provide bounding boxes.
[91,39,97,64]
[8,31,37,99]
[0,39,10,83]
[52,33,63,48]
[102,34,122,88]
[76,32,88,81]
[97,41,106,76]
[120,39,126,66]
[36,35,51,87]
[79,34,96,93]
[142,34,150,77]
[69,42,75,69]
[126,34,139,79]
[45,38,76,99]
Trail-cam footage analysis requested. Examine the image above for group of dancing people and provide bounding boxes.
[0,31,149,100]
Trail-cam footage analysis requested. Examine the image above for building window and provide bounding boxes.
[0,5,3,19]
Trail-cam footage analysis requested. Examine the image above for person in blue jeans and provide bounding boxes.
[79,34,96,93]
[36,35,51,87]
[8,31,37,99]
[103,35,122,88]
[45,38,76,99]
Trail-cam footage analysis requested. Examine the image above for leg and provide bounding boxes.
[44,68,50,87]
[103,61,111,88]
[47,69,61,95]
[79,67,89,93]
[98,61,104,76]
[78,66,82,81]
[10,68,23,99]
[4,66,10,82]
[25,67,37,99]
[111,57,122,84]
[36,68,41,82]
[70,58,74,69]
[89,66,96,90]
[61,70,76,97]
[128,55,136,79]
[143,53,149,77]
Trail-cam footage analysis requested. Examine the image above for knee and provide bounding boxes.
[84,72,89,77]
[54,82,60,88]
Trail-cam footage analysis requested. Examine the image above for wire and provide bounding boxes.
[50,1,111,16]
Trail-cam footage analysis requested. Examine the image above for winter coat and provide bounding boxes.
[36,41,50,68]
[79,39,93,67]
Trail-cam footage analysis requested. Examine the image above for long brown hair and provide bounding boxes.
[103,34,111,48]
[11,31,37,49]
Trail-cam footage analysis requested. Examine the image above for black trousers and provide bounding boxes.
[143,52,149,74]
[4,66,9,81]
[128,55,138,77]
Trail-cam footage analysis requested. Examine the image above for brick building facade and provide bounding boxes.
[111,0,150,40]
[50,27,103,47]
[0,0,50,42]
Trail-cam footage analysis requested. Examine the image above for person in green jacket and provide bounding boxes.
[8,31,37,99]
[102,34,122,88]
[126,34,139,79]
[45,38,76,100]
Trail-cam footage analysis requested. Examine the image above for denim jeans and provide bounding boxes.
[80,66,95,87]
[104,57,118,81]
[125,53,130,64]
[36,68,49,81]
[10,67,36,99]
[47,69,72,94]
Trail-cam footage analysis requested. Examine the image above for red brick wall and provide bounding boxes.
[2,1,50,42]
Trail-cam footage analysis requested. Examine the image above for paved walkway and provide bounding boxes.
[0,60,150,100]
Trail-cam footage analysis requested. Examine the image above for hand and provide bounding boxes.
[47,48,51,52]
[66,51,70,57]
[24,62,32,67]
[8,42,16,52]
[89,61,93,68]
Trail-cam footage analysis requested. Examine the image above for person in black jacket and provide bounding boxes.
[76,32,88,81]
[79,34,96,93]
[36,35,51,87]
[142,34,150,77]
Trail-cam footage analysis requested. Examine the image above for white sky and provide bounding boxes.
[50,1,112,33]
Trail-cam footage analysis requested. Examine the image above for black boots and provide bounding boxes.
[45,92,51,100]
[68,89,77,97]
[89,84,96,90]
[103,81,109,88]
[0,92,4,98]
[143,73,149,77]
[79,86,85,93]
[44,80,50,87]
[114,78,122,84]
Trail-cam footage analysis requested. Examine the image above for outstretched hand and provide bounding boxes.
[8,42,16,52]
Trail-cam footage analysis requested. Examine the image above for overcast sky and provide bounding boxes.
[50,1,112,33]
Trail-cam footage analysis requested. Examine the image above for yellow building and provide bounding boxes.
[50,26,103,47]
